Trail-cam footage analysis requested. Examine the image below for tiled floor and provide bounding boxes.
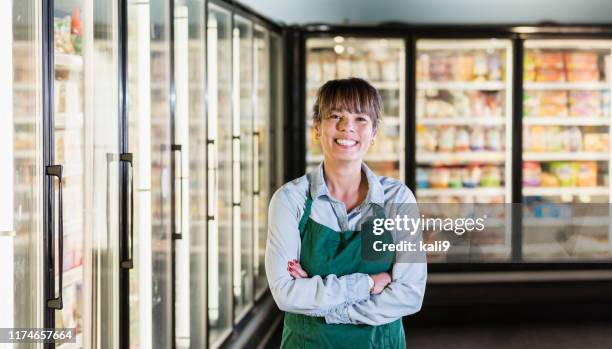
[266,322,612,348]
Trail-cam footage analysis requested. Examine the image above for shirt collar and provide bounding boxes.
[309,162,385,208]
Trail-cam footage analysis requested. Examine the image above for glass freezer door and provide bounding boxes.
[415,38,514,262]
[52,0,120,347]
[207,3,233,347]
[522,39,612,261]
[3,0,44,335]
[172,0,207,347]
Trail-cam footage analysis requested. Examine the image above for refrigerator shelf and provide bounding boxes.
[307,80,400,90]
[523,152,610,161]
[55,53,83,71]
[522,116,611,126]
[306,154,401,163]
[524,82,610,91]
[418,81,506,91]
[417,187,505,197]
[523,186,609,197]
[523,216,609,227]
[417,117,506,126]
[417,39,510,50]
[417,151,505,164]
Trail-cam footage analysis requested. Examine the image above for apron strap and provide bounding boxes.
[298,193,314,236]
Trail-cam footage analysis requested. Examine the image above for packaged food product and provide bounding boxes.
[367,60,381,81]
[567,69,600,82]
[524,52,536,82]
[416,168,430,189]
[463,165,481,188]
[540,172,560,187]
[539,91,568,116]
[480,166,501,187]
[563,52,598,70]
[321,52,336,81]
[487,52,502,81]
[455,127,470,151]
[430,167,450,188]
[337,57,351,77]
[583,133,609,152]
[382,59,398,81]
[473,53,488,81]
[536,51,564,69]
[566,126,583,152]
[605,55,611,82]
[54,16,74,54]
[485,127,502,151]
[307,55,322,82]
[523,161,542,187]
[469,127,484,151]
[536,68,565,82]
[456,54,474,81]
[569,91,602,117]
[449,168,463,188]
[523,91,539,116]
[577,162,597,187]
[438,126,455,152]
[550,162,578,187]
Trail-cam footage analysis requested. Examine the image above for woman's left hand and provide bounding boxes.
[288,259,308,279]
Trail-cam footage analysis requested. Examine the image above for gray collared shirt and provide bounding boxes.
[265,162,427,326]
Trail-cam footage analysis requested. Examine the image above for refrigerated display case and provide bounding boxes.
[413,38,514,262]
[305,37,406,180]
[522,39,612,261]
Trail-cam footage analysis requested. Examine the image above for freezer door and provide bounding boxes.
[51,0,121,347]
[2,0,44,334]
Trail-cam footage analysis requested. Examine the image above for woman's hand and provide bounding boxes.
[369,272,391,295]
[288,259,308,279]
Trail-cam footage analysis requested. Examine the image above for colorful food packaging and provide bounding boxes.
[577,162,598,187]
[523,162,542,187]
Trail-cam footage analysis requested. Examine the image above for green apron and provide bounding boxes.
[281,193,406,349]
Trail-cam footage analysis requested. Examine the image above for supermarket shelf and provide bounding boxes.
[307,80,401,90]
[14,149,36,159]
[523,216,609,227]
[523,152,609,161]
[417,187,505,197]
[418,81,506,91]
[523,186,609,197]
[55,53,83,71]
[307,154,401,163]
[524,82,610,90]
[417,151,505,164]
[417,39,510,50]
[418,117,505,126]
[522,116,610,126]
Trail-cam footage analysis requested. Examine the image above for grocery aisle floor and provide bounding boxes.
[265,321,612,348]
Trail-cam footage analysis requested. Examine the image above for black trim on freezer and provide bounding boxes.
[169,0,178,347]
[511,36,523,262]
[42,0,55,346]
[118,0,130,347]
[406,35,416,191]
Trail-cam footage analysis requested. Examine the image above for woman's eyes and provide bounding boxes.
[328,114,369,122]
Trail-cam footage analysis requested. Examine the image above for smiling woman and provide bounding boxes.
[265,78,427,349]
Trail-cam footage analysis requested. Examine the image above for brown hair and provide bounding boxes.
[312,77,382,129]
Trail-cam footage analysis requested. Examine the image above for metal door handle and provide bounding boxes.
[46,165,63,309]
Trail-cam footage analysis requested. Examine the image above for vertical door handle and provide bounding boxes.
[172,144,183,240]
[253,132,260,195]
[46,165,63,310]
[120,153,134,269]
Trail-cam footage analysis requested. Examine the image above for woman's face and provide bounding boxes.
[314,109,377,164]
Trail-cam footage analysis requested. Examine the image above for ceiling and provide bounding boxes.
[237,0,612,26]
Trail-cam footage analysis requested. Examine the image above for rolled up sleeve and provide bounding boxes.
[265,188,371,317]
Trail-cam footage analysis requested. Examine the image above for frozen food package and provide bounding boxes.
[455,127,470,151]
[569,91,602,116]
[417,168,430,188]
[455,54,474,81]
[469,126,484,151]
[536,51,564,69]
[577,162,598,187]
[487,52,502,81]
[417,53,430,81]
[523,91,539,116]
[523,162,542,187]
[567,68,600,82]
[605,55,611,82]
[438,126,456,152]
[583,133,609,152]
[430,167,450,188]
[485,127,503,151]
[321,52,336,81]
[524,52,536,82]
[550,162,578,187]
[563,51,598,70]
[449,168,463,188]
[539,91,568,116]
[473,52,488,81]
[480,165,502,187]
[536,68,565,82]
